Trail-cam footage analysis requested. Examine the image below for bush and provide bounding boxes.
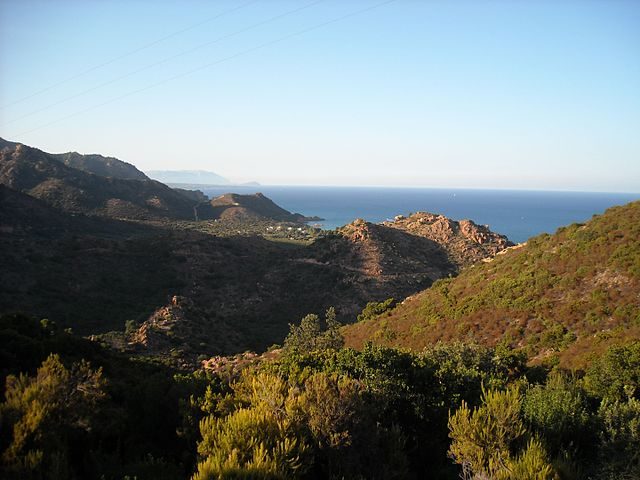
[0,354,106,479]
[523,373,592,454]
[448,385,556,480]
[357,298,396,322]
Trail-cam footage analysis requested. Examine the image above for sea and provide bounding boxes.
[200,186,639,244]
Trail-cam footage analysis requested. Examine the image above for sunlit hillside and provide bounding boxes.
[345,201,640,368]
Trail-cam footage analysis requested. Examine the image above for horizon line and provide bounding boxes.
[161,182,640,196]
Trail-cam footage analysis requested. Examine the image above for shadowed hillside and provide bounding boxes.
[0,185,184,333]
[0,182,512,363]
[344,201,640,367]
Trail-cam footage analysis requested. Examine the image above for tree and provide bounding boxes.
[522,373,591,454]
[583,342,640,402]
[293,372,407,479]
[283,308,343,353]
[192,373,308,480]
[0,354,106,480]
[596,397,640,479]
[357,298,396,323]
[448,385,556,480]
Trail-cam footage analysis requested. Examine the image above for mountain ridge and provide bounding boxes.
[1,137,149,180]
[0,141,197,220]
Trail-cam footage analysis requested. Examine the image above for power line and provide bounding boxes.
[1,0,324,127]
[8,0,397,140]
[0,0,259,110]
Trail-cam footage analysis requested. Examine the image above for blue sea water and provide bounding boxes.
[201,186,639,244]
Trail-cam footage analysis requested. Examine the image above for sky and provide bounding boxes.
[1,0,639,191]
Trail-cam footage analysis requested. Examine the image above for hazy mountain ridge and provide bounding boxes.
[146,169,229,185]
[344,201,640,367]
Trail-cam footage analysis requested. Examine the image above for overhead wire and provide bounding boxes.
[0,0,259,110]
[8,0,397,140]
[3,1,327,126]
[1,0,324,126]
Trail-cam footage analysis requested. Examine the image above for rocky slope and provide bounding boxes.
[343,201,640,368]
[0,142,196,220]
[125,213,512,363]
[383,212,513,266]
[52,151,148,180]
[1,137,149,180]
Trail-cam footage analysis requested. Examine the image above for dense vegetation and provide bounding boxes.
[1,183,503,362]
[2,312,639,479]
[345,201,640,368]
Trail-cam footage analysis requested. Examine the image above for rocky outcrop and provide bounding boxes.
[383,212,513,267]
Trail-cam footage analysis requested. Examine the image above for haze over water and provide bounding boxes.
[202,186,639,244]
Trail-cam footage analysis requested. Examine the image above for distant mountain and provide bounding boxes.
[146,170,229,185]
[0,142,196,220]
[196,192,323,223]
[344,201,640,368]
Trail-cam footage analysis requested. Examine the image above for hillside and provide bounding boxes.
[52,151,148,180]
[1,137,148,180]
[195,192,322,222]
[120,212,512,363]
[171,187,208,203]
[344,201,640,367]
[0,142,196,220]
[0,185,184,333]
[0,181,512,363]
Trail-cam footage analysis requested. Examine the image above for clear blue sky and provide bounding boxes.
[1,0,639,191]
